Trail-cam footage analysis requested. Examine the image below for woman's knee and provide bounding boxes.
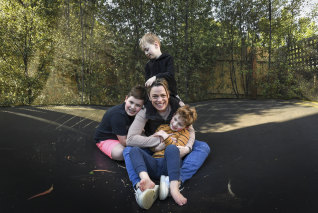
[128,146,141,157]
[193,140,210,155]
[123,146,133,156]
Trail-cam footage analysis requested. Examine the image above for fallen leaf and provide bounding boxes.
[91,169,115,173]
[28,185,54,200]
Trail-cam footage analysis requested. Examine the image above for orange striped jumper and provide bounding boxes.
[152,124,189,158]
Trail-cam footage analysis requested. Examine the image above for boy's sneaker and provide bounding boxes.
[135,185,159,209]
[159,175,184,200]
[159,175,170,200]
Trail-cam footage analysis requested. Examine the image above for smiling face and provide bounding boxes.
[149,85,169,112]
[142,42,162,59]
[170,113,186,132]
[124,96,144,116]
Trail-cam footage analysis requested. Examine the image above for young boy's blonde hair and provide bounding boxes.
[176,105,197,127]
[139,32,161,50]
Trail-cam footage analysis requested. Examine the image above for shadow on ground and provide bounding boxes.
[1,100,318,213]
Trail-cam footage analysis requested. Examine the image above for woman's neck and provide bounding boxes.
[158,105,171,120]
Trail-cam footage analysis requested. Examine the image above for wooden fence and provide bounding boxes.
[288,35,318,86]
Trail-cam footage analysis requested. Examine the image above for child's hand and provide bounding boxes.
[177,146,190,158]
[179,100,185,106]
[145,76,156,87]
[153,130,170,140]
[153,142,166,151]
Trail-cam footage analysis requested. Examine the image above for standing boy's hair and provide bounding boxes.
[176,105,197,127]
[128,85,147,101]
[139,32,161,50]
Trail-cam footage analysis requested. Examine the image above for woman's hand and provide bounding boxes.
[177,146,191,158]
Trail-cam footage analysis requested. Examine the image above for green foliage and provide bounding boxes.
[0,0,57,106]
[259,47,301,99]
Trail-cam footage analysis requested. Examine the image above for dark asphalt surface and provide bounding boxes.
[1,99,318,213]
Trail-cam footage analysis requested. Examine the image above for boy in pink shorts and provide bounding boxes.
[94,85,147,160]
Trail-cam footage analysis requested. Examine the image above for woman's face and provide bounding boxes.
[149,85,169,112]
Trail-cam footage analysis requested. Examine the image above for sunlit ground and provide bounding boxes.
[35,100,318,133]
[198,101,318,133]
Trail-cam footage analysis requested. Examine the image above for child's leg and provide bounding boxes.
[170,180,187,206]
[129,147,160,191]
[96,139,124,161]
[164,145,181,181]
[110,143,125,160]
[180,140,210,183]
[164,145,187,206]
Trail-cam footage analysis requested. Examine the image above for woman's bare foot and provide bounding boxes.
[138,172,155,191]
[170,180,187,206]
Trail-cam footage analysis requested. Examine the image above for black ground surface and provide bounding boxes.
[1,100,318,213]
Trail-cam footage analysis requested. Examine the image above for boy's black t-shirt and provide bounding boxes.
[145,53,178,97]
[94,103,134,143]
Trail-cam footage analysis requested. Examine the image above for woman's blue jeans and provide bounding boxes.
[123,140,210,187]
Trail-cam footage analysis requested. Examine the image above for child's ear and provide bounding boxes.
[125,95,128,101]
[154,41,160,48]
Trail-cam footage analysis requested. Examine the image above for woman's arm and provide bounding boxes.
[126,108,161,147]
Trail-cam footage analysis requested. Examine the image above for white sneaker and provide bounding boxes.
[135,185,159,209]
[159,175,170,200]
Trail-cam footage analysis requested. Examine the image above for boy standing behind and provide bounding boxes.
[139,33,178,98]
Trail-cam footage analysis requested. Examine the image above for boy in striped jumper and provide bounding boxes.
[129,105,197,208]
[152,105,196,158]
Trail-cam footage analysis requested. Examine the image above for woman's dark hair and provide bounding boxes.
[148,78,170,96]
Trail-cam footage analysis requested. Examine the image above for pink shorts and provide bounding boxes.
[96,139,120,159]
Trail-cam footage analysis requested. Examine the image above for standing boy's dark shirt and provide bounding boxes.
[145,53,177,97]
[94,103,134,142]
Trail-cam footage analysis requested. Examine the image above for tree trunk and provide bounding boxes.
[80,0,85,104]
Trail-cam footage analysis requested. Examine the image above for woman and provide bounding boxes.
[123,78,210,208]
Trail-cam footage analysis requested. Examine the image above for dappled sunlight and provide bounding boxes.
[196,100,318,133]
[33,100,318,133]
[37,105,106,122]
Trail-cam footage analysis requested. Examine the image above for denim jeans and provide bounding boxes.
[123,140,210,187]
[130,145,181,181]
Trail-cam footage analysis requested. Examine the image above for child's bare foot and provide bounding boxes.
[139,178,155,191]
[170,180,187,206]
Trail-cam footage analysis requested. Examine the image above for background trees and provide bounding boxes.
[0,0,58,105]
[0,0,317,106]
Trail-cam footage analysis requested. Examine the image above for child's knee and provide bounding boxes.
[111,151,124,161]
[111,145,125,161]
[165,144,178,153]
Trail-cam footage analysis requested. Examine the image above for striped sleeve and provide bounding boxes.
[176,129,189,146]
